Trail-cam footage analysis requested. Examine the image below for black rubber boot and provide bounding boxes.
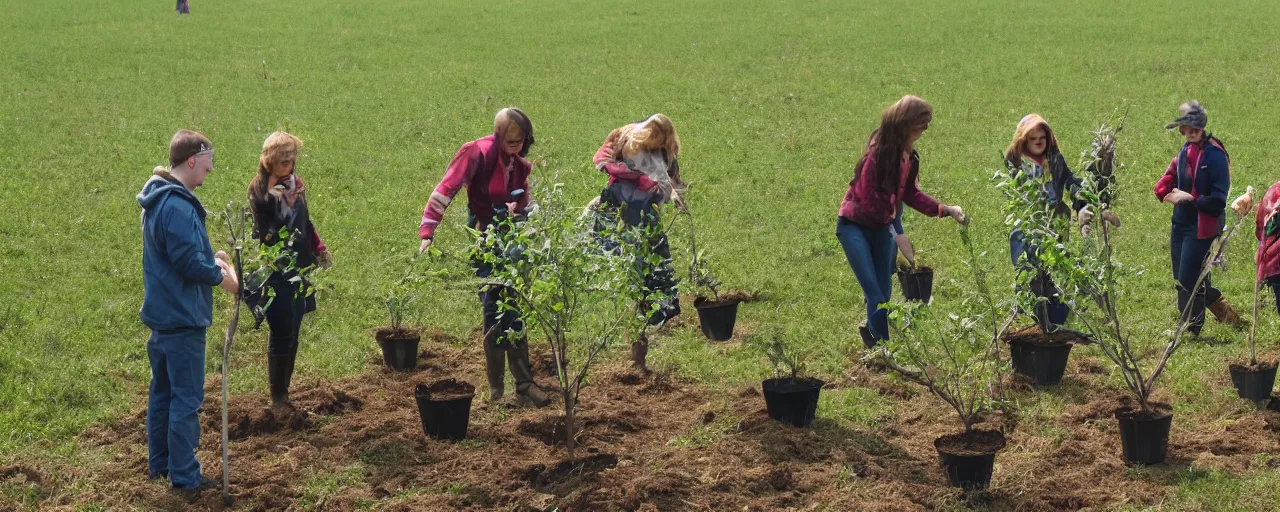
[508,339,550,407]
[483,329,507,401]
[267,352,293,411]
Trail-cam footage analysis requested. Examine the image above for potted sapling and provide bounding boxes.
[684,212,741,341]
[476,180,658,461]
[995,153,1093,387]
[375,249,452,371]
[1016,114,1252,465]
[753,333,822,428]
[878,223,1011,491]
[1229,187,1274,401]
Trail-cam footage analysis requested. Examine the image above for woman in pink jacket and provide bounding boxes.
[837,96,966,343]
[416,108,550,407]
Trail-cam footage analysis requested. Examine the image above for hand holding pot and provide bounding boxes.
[894,233,916,267]
[1164,188,1194,204]
[943,205,967,225]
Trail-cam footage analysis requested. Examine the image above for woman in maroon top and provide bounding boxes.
[417,108,550,407]
[837,96,966,343]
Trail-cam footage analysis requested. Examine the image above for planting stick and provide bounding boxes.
[219,207,247,507]
[1250,277,1261,365]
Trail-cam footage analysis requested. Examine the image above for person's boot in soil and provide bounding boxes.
[508,339,551,407]
[858,324,877,349]
[266,338,297,414]
[482,330,506,402]
[1207,296,1245,328]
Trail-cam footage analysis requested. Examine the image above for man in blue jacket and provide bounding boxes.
[138,129,239,500]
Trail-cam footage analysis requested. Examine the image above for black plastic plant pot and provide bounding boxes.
[415,379,476,441]
[1228,361,1278,402]
[694,297,741,341]
[375,327,420,371]
[1008,340,1073,387]
[1114,406,1173,466]
[934,430,1006,491]
[761,377,824,428]
[897,266,934,303]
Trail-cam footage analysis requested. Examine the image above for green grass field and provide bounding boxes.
[5,0,1280,509]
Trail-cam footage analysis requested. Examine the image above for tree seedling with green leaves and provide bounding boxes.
[751,328,823,428]
[474,181,662,461]
[877,223,1013,489]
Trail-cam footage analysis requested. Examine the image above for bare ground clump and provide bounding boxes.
[7,327,1280,511]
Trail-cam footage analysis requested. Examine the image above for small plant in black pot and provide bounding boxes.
[877,223,1011,491]
[684,212,741,341]
[754,334,822,428]
[1230,187,1274,402]
[374,249,452,371]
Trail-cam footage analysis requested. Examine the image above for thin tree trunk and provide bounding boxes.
[563,388,576,463]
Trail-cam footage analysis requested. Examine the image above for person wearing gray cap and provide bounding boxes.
[1152,100,1242,335]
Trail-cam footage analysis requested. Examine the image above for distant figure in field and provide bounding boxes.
[176,0,189,14]
[587,114,686,327]
[247,131,331,413]
[836,95,967,344]
[417,108,551,408]
[1153,100,1242,334]
[138,130,239,501]
[1003,114,1120,331]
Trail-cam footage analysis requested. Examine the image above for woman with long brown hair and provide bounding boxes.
[837,96,966,343]
[247,131,330,412]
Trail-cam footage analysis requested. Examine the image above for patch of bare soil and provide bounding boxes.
[10,326,1280,512]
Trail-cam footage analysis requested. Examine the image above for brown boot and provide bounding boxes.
[1207,296,1244,327]
[508,340,551,408]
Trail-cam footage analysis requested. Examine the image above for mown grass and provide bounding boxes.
[4,0,1280,508]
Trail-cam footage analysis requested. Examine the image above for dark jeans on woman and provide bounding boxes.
[1171,223,1221,333]
[837,217,895,340]
[475,261,538,396]
[1010,230,1069,329]
[264,278,308,355]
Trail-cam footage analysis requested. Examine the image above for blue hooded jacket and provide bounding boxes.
[138,174,223,331]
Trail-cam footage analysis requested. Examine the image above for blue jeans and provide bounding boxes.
[1170,223,1221,333]
[1010,230,1069,329]
[146,328,207,489]
[837,218,896,340]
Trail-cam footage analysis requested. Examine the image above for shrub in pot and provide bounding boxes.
[474,181,660,462]
[683,211,742,342]
[878,223,1012,491]
[752,333,821,428]
[1231,191,1276,402]
[374,249,456,371]
[1002,114,1253,465]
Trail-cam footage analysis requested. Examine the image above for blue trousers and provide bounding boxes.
[146,327,206,489]
[1170,223,1221,333]
[1010,230,1069,329]
[837,218,895,340]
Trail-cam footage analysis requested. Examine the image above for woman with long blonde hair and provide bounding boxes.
[1003,114,1119,331]
[247,131,330,411]
[591,113,685,326]
[837,96,966,344]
